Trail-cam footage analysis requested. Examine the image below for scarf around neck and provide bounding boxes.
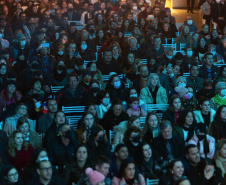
[213,94,226,105]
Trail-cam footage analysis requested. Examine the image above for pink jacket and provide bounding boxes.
[111,174,146,185]
[188,133,215,159]
[126,107,147,117]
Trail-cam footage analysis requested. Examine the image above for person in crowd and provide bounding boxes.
[188,123,215,159]
[95,90,111,119]
[111,158,145,185]
[51,59,69,86]
[38,98,57,133]
[100,98,129,134]
[216,36,226,62]
[134,142,156,179]
[77,111,99,138]
[210,82,226,111]
[2,165,23,185]
[214,139,226,178]
[175,178,191,185]
[126,97,147,117]
[196,79,215,100]
[63,144,91,185]
[0,80,22,113]
[96,49,122,75]
[105,74,127,101]
[27,77,48,103]
[162,95,183,125]
[123,126,142,159]
[159,159,185,185]
[140,73,168,104]
[77,155,111,185]
[21,148,50,182]
[186,64,204,93]
[47,123,80,173]
[56,73,88,108]
[16,116,40,149]
[85,167,105,185]
[110,144,129,178]
[193,97,216,128]
[26,160,65,185]
[176,25,192,51]
[181,144,203,185]
[193,36,208,61]
[214,66,226,85]
[3,103,36,136]
[173,109,196,144]
[179,16,198,33]
[152,120,185,162]
[86,62,104,89]
[7,131,34,175]
[208,105,226,141]
[196,158,224,185]
[43,110,66,146]
[133,64,150,94]
[142,112,161,144]
[86,126,111,161]
[199,52,219,80]
[113,115,141,146]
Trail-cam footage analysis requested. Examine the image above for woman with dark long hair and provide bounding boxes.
[162,95,183,125]
[63,144,91,185]
[112,158,145,185]
[208,105,226,141]
[2,165,23,185]
[173,109,196,144]
[193,97,216,128]
[86,126,111,161]
[134,142,156,179]
[0,80,22,113]
[159,159,184,185]
[196,158,223,185]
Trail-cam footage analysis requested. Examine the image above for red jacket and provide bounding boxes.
[7,144,34,175]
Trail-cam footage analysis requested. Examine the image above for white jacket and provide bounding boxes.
[193,109,216,125]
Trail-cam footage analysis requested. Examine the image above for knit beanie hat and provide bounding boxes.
[175,86,188,98]
[85,168,105,185]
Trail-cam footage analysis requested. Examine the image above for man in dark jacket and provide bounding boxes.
[38,98,57,133]
[47,123,80,173]
[56,73,88,108]
[181,144,203,185]
[186,64,204,93]
[157,46,175,67]
[96,49,122,75]
[199,53,219,80]
[26,160,65,185]
[152,120,185,162]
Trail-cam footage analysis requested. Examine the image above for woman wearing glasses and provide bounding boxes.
[1,165,22,185]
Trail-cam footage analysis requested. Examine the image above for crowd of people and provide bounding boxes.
[0,0,226,184]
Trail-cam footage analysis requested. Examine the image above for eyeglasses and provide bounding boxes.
[40,167,52,171]
[8,172,18,177]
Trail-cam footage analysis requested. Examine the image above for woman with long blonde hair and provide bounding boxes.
[7,131,34,175]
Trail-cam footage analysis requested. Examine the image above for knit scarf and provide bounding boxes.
[99,103,111,118]
[213,94,226,105]
[216,156,226,177]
